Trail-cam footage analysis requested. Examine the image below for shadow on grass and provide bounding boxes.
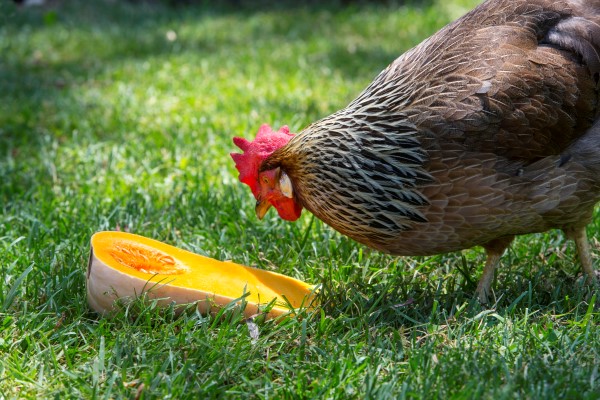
[315,250,599,328]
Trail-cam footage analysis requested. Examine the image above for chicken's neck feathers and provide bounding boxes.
[267,109,434,241]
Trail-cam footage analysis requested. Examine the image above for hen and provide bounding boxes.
[231,0,600,303]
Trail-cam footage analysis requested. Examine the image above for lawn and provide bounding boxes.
[1,0,599,398]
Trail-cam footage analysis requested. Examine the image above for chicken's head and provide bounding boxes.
[231,124,303,221]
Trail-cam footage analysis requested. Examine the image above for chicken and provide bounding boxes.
[231,0,600,304]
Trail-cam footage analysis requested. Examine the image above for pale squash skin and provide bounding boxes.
[86,231,316,319]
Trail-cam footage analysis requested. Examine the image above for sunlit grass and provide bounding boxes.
[1,0,599,398]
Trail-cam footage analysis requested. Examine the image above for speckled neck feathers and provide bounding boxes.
[262,111,434,245]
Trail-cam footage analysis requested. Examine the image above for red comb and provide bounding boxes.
[231,124,294,197]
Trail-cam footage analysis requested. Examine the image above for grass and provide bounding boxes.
[1,0,599,398]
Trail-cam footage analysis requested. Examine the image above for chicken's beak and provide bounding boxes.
[255,199,272,220]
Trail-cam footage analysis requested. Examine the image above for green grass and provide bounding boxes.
[1,0,599,398]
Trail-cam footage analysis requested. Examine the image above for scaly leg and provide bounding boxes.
[476,252,502,305]
[477,236,514,305]
[564,226,597,284]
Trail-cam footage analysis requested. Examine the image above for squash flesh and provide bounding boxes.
[88,231,316,317]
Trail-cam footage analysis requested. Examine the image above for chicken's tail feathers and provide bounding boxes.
[545,2,600,81]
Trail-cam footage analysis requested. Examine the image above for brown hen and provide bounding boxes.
[231,0,600,304]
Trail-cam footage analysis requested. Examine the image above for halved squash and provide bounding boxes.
[87,231,316,319]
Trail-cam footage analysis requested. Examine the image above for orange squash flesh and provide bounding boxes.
[87,231,316,318]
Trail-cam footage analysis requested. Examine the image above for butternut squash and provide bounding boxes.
[87,231,316,319]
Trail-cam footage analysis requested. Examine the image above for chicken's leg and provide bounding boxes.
[564,226,597,284]
[477,236,514,305]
